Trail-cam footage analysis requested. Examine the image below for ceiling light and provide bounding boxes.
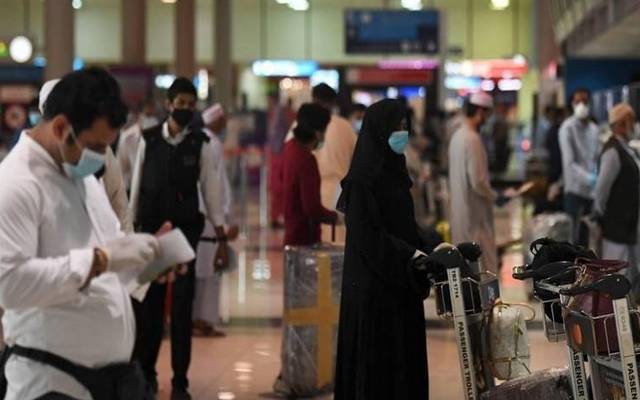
[161,0,178,3]
[72,0,82,9]
[9,36,33,63]
[490,0,510,10]
[288,0,309,11]
[401,0,422,10]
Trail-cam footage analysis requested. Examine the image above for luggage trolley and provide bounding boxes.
[512,261,590,400]
[559,274,640,400]
[430,244,500,400]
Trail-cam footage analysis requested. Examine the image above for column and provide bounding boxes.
[215,0,232,109]
[175,0,195,78]
[45,0,74,80]
[122,0,146,65]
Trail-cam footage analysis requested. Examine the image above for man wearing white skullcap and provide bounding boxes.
[448,92,509,272]
[192,103,238,337]
[594,103,640,281]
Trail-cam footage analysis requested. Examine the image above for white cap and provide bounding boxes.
[38,79,60,114]
[202,103,225,125]
[469,92,493,109]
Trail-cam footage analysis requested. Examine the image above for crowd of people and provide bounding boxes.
[1,64,640,400]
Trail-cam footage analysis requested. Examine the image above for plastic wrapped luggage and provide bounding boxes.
[480,367,572,400]
[487,302,533,381]
[522,213,573,266]
[280,244,344,397]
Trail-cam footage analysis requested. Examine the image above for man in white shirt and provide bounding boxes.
[129,78,226,400]
[39,79,133,233]
[117,100,160,191]
[193,104,238,337]
[0,68,160,400]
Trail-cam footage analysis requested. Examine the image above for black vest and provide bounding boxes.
[600,137,640,244]
[136,125,208,241]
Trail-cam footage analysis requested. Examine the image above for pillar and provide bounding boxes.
[215,0,233,109]
[121,0,146,65]
[45,0,74,80]
[175,0,195,78]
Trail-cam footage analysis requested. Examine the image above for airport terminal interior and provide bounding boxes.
[2,0,640,399]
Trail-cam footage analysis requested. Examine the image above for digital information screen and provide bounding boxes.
[345,9,439,55]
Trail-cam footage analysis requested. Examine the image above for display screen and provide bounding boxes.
[345,9,439,54]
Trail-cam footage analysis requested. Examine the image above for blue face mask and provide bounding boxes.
[353,119,363,134]
[61,130,106,180]
[388,130,409,154]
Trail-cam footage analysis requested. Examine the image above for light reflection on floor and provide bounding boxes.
[152,196,569,399]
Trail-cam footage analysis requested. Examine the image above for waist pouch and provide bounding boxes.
[0,345,149,400]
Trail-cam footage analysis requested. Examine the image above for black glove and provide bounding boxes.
[407,255,433,300]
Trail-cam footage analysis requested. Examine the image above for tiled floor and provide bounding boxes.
[152,195,571,399]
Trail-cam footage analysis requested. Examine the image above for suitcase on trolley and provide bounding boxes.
[279,244,344,397]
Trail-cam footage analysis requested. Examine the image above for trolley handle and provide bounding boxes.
[428,244,465,269]
[559,274,631,300]
[456,242,482,263]
[540,266,580,286]
[512,261,574,281]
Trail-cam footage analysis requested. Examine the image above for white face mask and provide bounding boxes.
[139,116,159,130]
[573,102,590,120]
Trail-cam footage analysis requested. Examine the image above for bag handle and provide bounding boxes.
[576,257,628,272]
[492,299,536,322]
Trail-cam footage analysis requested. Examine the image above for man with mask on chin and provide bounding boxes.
[129,77,227,400]
[594,104,640,281]
[559,88,601,245]
[0,67,161,400]
[448,92,514,273]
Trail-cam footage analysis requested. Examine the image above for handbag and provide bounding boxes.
[527,238,596,323]
[563,258,629,355]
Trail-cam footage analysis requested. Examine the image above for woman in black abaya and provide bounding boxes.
[334,99,431,400]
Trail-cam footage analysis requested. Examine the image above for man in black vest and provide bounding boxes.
[131,78,228,400]
[594,103,640,281]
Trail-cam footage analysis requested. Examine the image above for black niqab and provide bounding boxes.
[337,99,410,214]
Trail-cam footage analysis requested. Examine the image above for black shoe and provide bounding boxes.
[171,387,192,400]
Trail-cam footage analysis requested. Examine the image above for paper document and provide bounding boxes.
[137,228,195,284]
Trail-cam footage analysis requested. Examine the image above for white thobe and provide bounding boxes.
[193,129,233,325]
[116,123,142,191]
[102,146,133,232]
[0,134,136,400]
[448,123,499,272]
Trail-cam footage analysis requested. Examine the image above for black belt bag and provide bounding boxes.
[0,345,149,400]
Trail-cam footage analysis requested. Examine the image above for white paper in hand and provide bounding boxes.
[137,228,195,284]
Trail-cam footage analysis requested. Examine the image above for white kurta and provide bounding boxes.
[448,123,499,272]
[193,129,234,325]
[0,134,136,400]
[102,146,133,232]
[116,123,142,190]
